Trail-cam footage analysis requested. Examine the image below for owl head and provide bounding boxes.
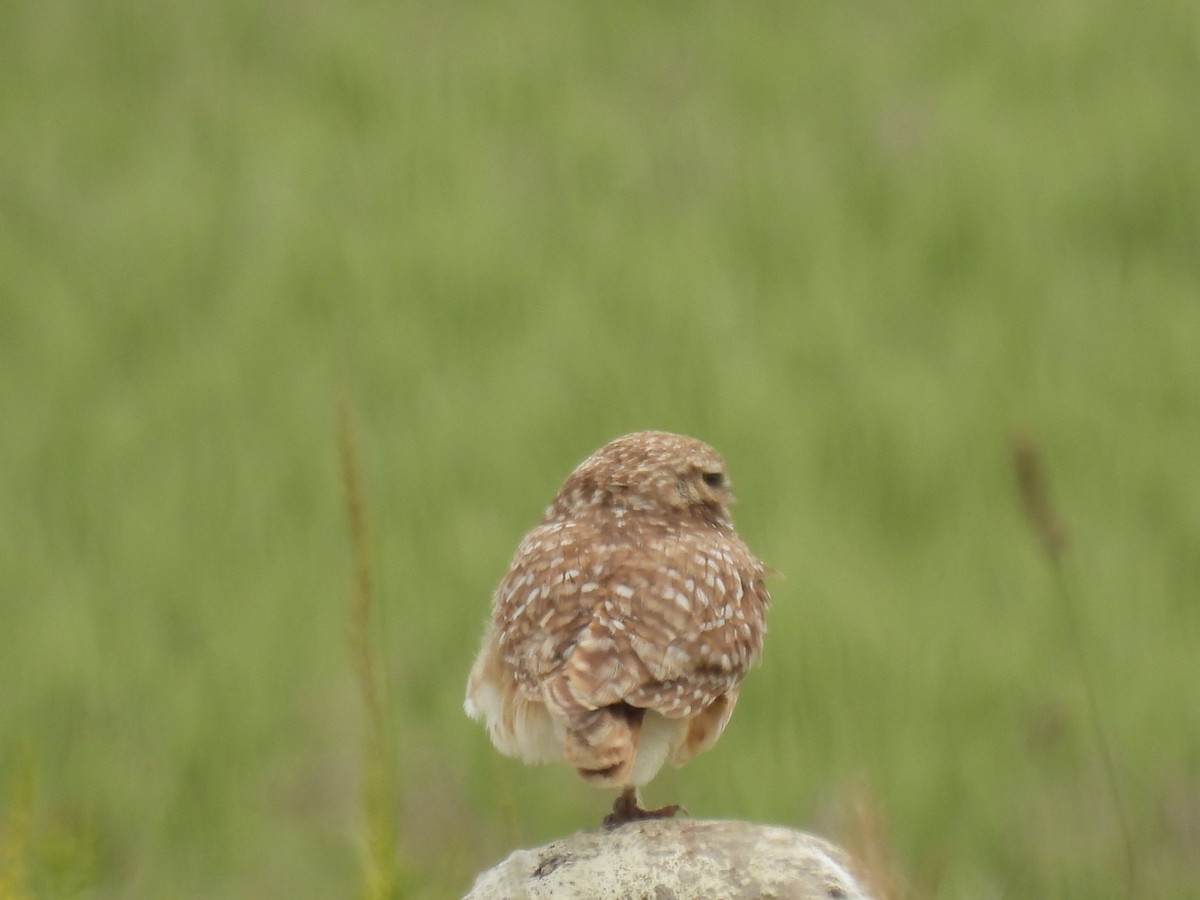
[551,431,735,523]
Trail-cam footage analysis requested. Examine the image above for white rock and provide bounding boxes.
[465,818,874,900]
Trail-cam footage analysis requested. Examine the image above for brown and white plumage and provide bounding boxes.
[465,431,771,820]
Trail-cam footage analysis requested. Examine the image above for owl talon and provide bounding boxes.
[603,788,686,828]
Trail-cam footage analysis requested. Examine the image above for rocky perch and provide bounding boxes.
[465,818,875,899]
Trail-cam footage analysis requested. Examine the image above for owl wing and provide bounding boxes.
[592,526,769,720]
[493,518,606,694]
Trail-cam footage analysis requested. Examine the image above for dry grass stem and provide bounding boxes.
[1011,433,1068,563]
[1009,432,1137,895]
[843,784,909,900]
[0,757,35,900]
[338,389,403,900]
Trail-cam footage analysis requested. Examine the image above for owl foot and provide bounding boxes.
[602,787,688,828]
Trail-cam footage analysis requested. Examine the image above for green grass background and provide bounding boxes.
[2,2,1198,897]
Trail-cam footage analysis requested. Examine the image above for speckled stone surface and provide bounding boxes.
[465,818,874,900]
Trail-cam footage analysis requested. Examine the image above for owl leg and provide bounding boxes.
[602,786,685,828]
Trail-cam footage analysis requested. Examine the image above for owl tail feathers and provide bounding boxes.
[565,704,644,786]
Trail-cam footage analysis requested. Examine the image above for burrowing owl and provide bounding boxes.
[465,431,771,824]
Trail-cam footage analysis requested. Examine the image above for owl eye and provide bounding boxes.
[701,471,725,488]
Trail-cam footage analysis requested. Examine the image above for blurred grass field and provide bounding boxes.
[2,1,1198,897]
